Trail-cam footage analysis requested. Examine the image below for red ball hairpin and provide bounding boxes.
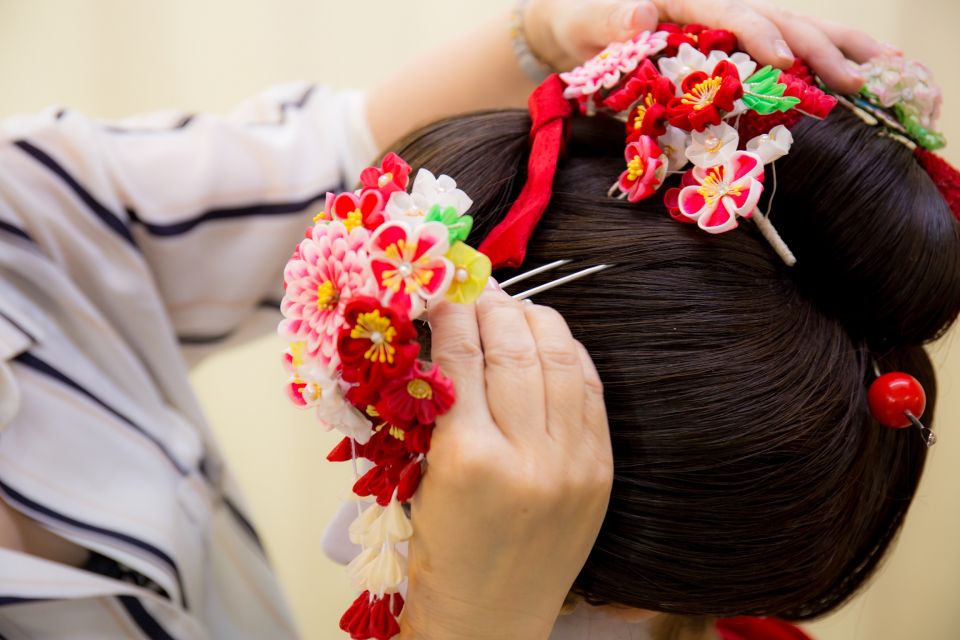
[868,368,936,447]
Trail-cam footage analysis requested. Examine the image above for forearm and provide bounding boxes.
[365,11,535,150]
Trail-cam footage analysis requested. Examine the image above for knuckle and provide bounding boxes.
[484,341,540,370]
[537,338,581,369]
[434,336,483,365]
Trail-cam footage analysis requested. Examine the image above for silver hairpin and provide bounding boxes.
[500,261,612,301]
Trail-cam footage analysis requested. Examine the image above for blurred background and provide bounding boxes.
[0,0,957,638]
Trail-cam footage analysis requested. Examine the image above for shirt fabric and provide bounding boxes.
[0,82,378,639]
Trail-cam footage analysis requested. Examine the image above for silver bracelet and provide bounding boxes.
[510,0,554,83]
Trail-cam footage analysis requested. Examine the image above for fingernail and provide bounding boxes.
[882,41,903,54]
[485,276,501,291]
[521,299,534,307]
[774,39,794,61]
[620,6,638,31]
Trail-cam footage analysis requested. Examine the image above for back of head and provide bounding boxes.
[390,103,960,619]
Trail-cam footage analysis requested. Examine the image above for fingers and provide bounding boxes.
[804,15,890,63]
[767,13,863,93]
[428,298,492,432]
[566,0,659,64]
[476,288,547,441]
[654,0,794,68]
[573,341,612,465]
[524,303,584,441]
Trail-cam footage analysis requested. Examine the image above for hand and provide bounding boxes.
[524,0,893,93]
[400,286,613,640]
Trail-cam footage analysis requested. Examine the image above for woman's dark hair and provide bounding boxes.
[390,106,960,620]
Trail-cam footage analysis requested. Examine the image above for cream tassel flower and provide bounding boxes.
[349,503,385,547]
[365,544,407,595]
[382,496,414,543]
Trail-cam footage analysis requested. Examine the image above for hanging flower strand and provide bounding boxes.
[278,153,488,640]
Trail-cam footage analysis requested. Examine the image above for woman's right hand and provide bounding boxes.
[400,285,614,640]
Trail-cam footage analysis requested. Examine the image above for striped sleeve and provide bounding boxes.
[0,83,378,342]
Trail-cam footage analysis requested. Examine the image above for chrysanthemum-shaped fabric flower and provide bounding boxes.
[618,136,668,202]
[337,296,420,390]
[684,122,739,168]
[444,242,491,304]
[368,221,454,311]
[657,125,691,172]
[279,221,375,369]
[658,23,738,57]
[385,169,473,226]
[328,189,387,232]
[746,125,793,164]
[560,31,668,104]
[377,361,456,428]
[676,151,765,233]
[360,152,412,198]
[667,60,744,131]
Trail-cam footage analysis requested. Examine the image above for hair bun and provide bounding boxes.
[771,108,960,347]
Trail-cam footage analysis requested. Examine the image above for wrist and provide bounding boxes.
[401,578,556,640]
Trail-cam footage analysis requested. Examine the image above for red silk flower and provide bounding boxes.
[602,60,675,140]
[667,60,744,131]
[658,22,739,57]
[327,189,387,232]
[337,296,420,392]
[360,152,412,197]
[377,361,455,428]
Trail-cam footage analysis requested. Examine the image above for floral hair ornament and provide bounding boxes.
[279,152,490,640]
[280,155,608,639]
[837,52,960,224]
[549,27,849,267]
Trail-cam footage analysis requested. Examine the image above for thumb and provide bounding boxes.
[601,0,659,43]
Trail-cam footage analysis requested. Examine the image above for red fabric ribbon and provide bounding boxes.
[478,74,573,269]
[716,617,813,640]
[914,147,960,223]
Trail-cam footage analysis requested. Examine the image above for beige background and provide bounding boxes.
[0,1,957,638]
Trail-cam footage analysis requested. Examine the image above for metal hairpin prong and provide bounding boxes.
[498,259,571,289]
[905,411,937,448]
[512,264,611,301]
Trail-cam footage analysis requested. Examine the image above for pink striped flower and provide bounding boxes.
[279,221,376,371]
[676,151,765,233]
[617,136,668,203]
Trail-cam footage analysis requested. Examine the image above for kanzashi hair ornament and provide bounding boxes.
[538,28,845,268]
[868,370,936,447]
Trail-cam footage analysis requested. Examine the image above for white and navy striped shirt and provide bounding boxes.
[0,82,377,639]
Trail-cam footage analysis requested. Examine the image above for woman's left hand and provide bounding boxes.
[524,0,893,94]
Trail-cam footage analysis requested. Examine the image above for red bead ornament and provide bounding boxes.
[868,372,936,447]
[868,372,926,429]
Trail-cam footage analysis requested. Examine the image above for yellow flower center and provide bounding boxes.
[377,172,394,188]
[681,76,723,111]
[696,166,742,206]
[632,93,657,131]
[389,425,406,440]
[351,310,398,364]
[626,156,646,182]
[704,135,723,153]
[406,378,433,400]
[313,210,330,223]
[316,280,339,311]
[343,209,364,232]
[382,240,436,294]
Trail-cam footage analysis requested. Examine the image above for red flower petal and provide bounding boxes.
[397,459,424,502]
[340,592,373,639]
[328,436,360,462]
[916,148,960,222]
[368,595,401,640]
